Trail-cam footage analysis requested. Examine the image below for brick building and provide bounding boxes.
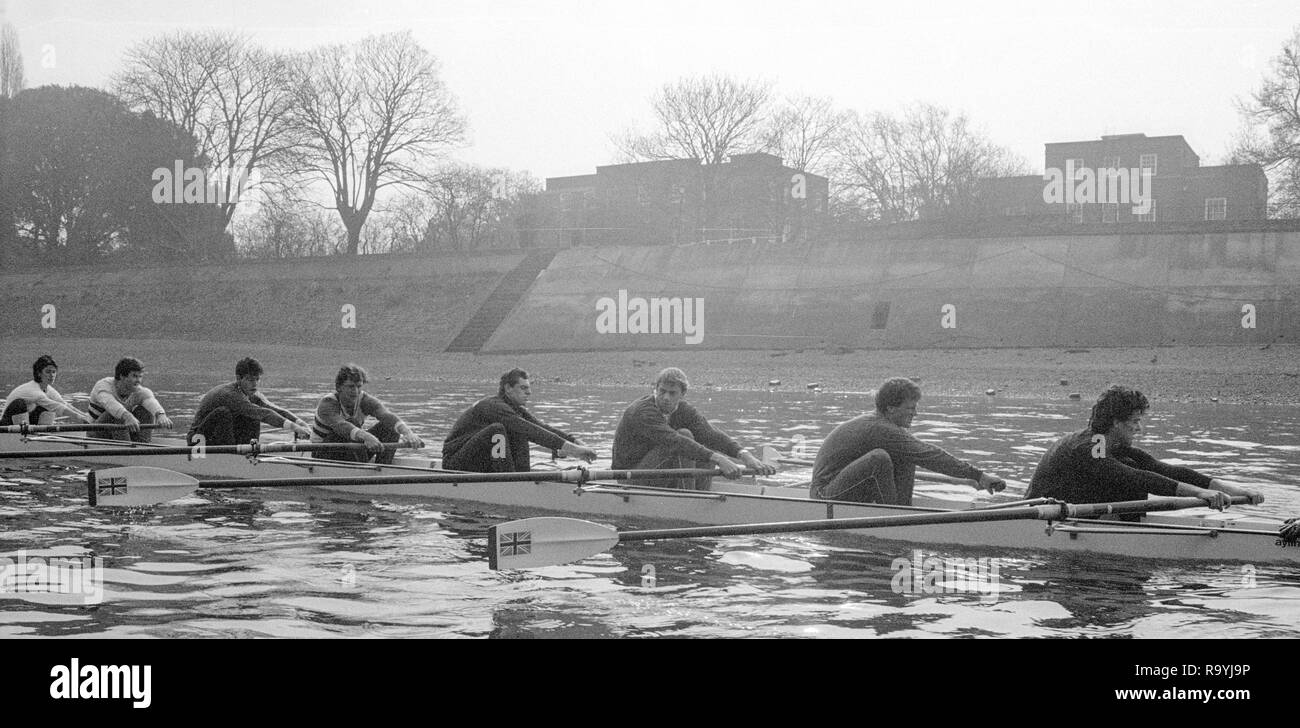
[977,133,1267,223]
[536,152,829,247]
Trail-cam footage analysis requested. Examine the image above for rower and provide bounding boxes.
[1027,385,1263,510]
[1,355,93,426]
[442,368,596,472]
[188,358,312,447]
[88,357,174,442]
[311,363,422,464]
[610,367,775,490]
[1282,519,1300,542]
[811,377,1005,505]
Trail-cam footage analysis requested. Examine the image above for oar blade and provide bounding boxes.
[488,517,619,570]
[89,467,200,507]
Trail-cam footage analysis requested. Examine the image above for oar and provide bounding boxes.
[86,465,765,507]
[486,496,1250,569]
[0,441,419,460]
[1,423,166,435]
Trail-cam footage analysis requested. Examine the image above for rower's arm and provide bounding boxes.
[1122,447,1213,488]
[250,392,307,427]
[137,387,167,417]
[518,406,578,445]
[361,395,420,447]
[1206,478,1265,505]
[885,428,983,481]
[678,405,741,459]
[630,404,717,463]
[40,390,92,422]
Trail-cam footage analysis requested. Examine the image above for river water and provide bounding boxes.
[2,376,1299,638]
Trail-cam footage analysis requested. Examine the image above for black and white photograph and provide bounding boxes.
[1,0,1298,702]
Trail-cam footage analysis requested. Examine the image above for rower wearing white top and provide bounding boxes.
[0,355,93,426]
[88,357,174,442]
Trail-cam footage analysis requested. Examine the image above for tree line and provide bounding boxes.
[1,29,535,265]
[3,24,1299,267]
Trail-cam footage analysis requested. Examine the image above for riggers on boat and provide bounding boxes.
[3,431,1298,564]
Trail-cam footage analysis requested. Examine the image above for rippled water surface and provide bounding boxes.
[4,376,1299,638]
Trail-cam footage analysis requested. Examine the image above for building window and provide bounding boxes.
[1135,198,1157,222]
[1102,203,1118,223]
[1102,156,1120,170]
[1140,153,1158,176]
[636,185,649,207]
[1205,197,1226,221]
[560,192,573,212]
[1068,158,1085,176]
[1066,203,1084,223]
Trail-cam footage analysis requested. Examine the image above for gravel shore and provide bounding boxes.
[4,337,1298,405]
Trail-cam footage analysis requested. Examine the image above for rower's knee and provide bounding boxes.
[0,398,29,425]
[862,448,892,470]
[676,428,695,440]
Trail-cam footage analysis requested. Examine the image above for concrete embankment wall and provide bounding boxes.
[0,252,523,352]
[484,231,1300,351]
[3,231,1295,354]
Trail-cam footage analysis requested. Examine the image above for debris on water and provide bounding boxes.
[985,389,996,396]
[1068,392,1082,400]
[1066,349,1090,354]
[806,383,820,390]
[1210,396,1220,402]
[1059,379,1069,386]
[768,379,781,387]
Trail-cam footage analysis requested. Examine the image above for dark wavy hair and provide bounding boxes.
[32,354,57,381]
[875,377,921,413]
[1088,385,1149,433]
[499,368,529,397]
[334,363,368,389]
[236,357,263,379]
[114,357,144,380]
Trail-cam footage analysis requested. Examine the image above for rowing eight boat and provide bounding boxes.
[2,431,1296,564]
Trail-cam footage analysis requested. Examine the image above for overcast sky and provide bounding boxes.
[4,0,1297,181]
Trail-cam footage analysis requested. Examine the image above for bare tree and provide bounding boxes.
[0,20,23,98]
[285,31,466,254]
[375,190,437,254]
[1232,27,1300,217]
[422,164,540,251]
[616,75,773,165]
[833,103,1026,223]
[233,191,341,259]
[764,95,849,174]
[114,32,297,235]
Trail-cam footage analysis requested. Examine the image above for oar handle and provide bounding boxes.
[1,422,167,434]
[619,496,1253,541]
[0,440,422,459]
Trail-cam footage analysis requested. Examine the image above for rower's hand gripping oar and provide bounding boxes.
[486,496,1251,570]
